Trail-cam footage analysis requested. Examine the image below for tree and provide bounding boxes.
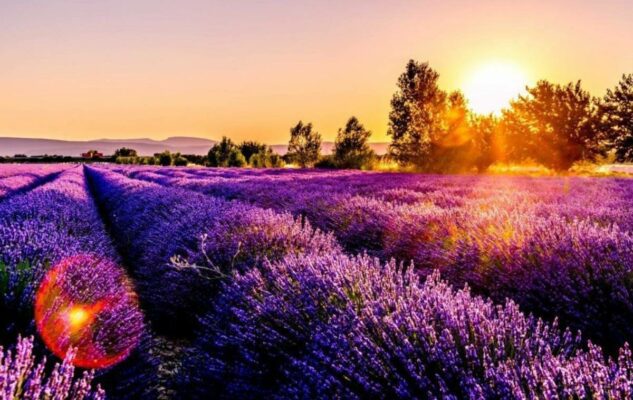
[504,80,601,171]
[425,91,475,173]
[599,74,633,162]
[334,117,375,169]
[470,114,499,172]
[207,137,237,167]
[387,60,447,168]
[287,121,321,167]
[155,151,173,166]
[114,147,138,157]
[181,154,207,165]
[227,148,247,167]
[172,152,188,166]
[250,147,284,168]
[238,141,268,163]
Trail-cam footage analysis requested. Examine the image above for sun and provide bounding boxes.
[462,62,529,115]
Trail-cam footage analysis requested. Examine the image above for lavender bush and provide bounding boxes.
[0,335,105,400]
[85,166,339,337]
[0,168,123,342]
[3,163,633,398]
[0,164,67,200]
[116,166,633,350]
[196,253,633,399]
[0,167,153,399]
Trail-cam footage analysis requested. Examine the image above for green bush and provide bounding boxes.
[227,149,247,167]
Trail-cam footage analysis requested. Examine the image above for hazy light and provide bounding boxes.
[68,306,89,329]
[35,254,143,369]
[462,62,529,115]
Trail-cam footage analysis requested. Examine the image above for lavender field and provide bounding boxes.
[2,164,633,399]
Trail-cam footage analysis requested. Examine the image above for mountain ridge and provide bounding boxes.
[0,136,389,156]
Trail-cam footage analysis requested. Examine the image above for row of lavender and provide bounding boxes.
[0,167,144,399]
[87,166,633,398]
[83,166,340,397]
[0,164,68,200]
[114,166,633,353]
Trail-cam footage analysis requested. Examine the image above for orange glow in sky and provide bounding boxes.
[0,0,631,143]
[462,62,530,114]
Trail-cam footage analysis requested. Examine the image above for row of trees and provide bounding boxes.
[115,118,377,169]
[285,118,376,169]
[387,60,633,171]
[205,118,376,169]
[116,150,191,166]
[207,138,284,168]
[115,62,631,172]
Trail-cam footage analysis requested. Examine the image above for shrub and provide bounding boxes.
[314,155,338,169]
[227,149,246,167]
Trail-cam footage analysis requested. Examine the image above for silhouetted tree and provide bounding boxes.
[156,151,173,166]
[504,80,601,171]
[181,154,207,165]
[287,121,321,167]
[471,114,499,172]
[333,117,375,169]
[207,137,237,167]
[172,152,188,166]
[238,141,268,163]
[426,92,474,173]
[599,74,633,162]
[388,60,447,168]
[113,147,138,157]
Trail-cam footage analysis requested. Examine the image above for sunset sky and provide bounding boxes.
[1,0,631,144]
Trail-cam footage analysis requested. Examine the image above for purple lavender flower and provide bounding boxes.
[114,166,633,349]
[0,335,105,400]
[0,167,155,399]
[197,253,633,398]
[85,166,339,338]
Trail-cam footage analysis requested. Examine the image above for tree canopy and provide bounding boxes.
[238,141,268,163]
[600,74,633,162]
[208,137,244,167]
[287,121,321,167]
[333,117,375,169]
[114,147,138,157]
[386,59,616,172]
[388,60,447,168]
[504,80,601,171]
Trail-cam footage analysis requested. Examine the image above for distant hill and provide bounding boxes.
[0,136,389,157]
[0,137,217,156]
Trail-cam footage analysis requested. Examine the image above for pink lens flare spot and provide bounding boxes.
[35,254,144,369]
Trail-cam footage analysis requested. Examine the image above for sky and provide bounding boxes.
[1,0,631,144]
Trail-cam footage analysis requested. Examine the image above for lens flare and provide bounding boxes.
[68,305,91,330]
[35,254,143,369]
